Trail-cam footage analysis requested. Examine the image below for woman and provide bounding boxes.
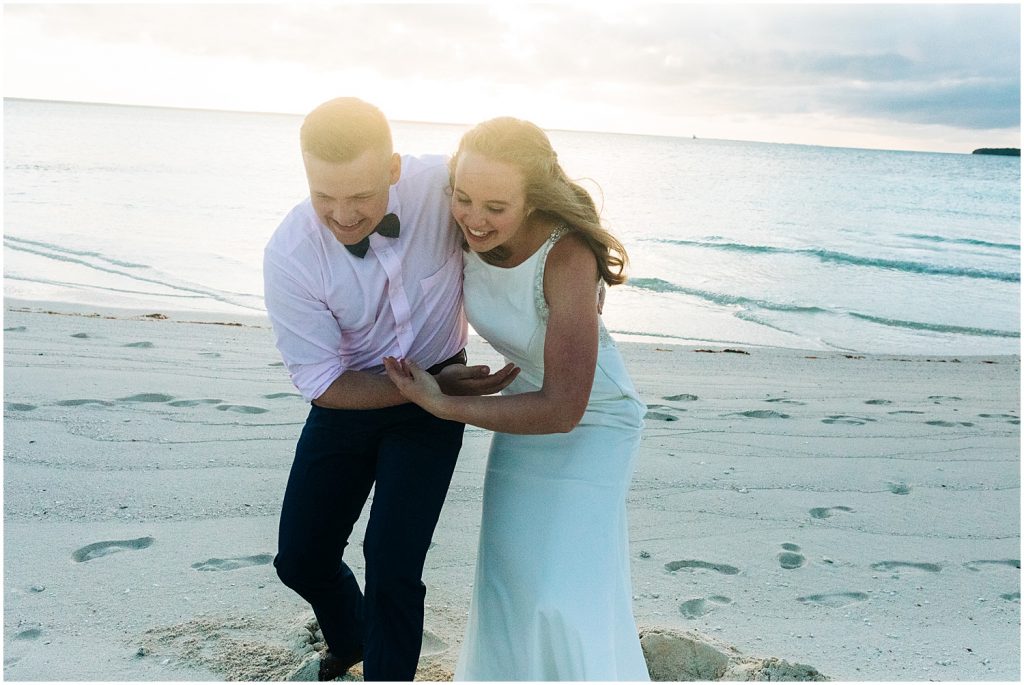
[383,117,649,680]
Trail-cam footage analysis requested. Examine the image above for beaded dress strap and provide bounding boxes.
[534,225,616,348]
[533,225,571,321]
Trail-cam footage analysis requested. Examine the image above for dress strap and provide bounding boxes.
[534,224,617,348]
[534,225,571,322]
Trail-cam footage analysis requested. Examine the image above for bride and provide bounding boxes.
[384,116,649,681]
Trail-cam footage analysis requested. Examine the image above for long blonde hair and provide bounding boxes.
[450,117,629,286]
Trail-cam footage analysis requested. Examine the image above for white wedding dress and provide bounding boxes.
[455,227,650,681]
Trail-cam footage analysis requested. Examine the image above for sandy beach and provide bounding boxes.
[3,299,1019,681]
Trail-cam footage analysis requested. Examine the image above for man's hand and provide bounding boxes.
[435,362,520,396]
[383,357,520,419]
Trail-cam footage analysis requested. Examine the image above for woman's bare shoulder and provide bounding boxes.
[547,229,596,272]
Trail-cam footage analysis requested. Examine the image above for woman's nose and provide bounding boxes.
[462,207,485,228]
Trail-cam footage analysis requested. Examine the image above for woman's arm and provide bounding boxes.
[384,232,600,434]
[314,360,520,409]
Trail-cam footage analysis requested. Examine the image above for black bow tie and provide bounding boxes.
[345,213,400,258]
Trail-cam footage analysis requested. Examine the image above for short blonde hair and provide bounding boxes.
[300,97,393,162]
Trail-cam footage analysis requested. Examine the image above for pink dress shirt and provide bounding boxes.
[263,154,467,402]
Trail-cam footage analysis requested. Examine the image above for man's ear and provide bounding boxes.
[389,153,402,185]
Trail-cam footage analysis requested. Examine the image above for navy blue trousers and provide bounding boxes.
[274,401,464,681]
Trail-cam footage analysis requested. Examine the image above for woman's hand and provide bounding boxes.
[383,356,447,413]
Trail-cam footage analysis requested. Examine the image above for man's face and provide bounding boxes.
[304,149,401,246]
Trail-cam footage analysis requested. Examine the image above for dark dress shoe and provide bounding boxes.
[318,648,363,681]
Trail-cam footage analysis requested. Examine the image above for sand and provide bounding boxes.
[3,299,1019,681]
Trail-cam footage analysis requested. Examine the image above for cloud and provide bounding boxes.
[837,78,1022,130]
[4,2,1019,145]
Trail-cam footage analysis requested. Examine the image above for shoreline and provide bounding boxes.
[6,297,1019,359]
[3,300,1020,681]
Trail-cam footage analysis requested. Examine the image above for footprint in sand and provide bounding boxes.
[928,395,963,404]
[925,420,975,427]
[889,410,925,415]
[5,326,27,332]
[55,399,114,407]
[12,628,42,641]
[871,561,942,573]
[662,393,699,402]
[822,415,876,425]
[797,591,868,608]
[978,413,1020,425]
[123,341,155,348]
[964,559,1020,572]
[264,392,304,400]
[191,554,274,571]
[646,404,683,421]
[778,543,806,570]
[72,536,154,562]
[809,505,853,519]
[269,361,285,367]
[726,410,790,419]
[1000,592,1020,602]
[865,399,893,405]
[215,404,270,414]
[117,393,175,403]
[679,595,732,619]
[765,397,806,405]
[71,332,91,339]
[5,403,37,412]
[198,352,221,358]
[168,399,223,407]
[665,560,740,575]
[886,481,911,495]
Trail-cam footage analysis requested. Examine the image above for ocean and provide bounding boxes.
[4,98,1020,355]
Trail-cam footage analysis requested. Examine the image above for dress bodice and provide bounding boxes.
[462,227,642,412]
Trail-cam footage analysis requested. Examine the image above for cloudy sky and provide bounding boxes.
[4,2,1020,153]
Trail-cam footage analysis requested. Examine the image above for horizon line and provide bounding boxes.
[0,95,709,142]
[4,95,993,156]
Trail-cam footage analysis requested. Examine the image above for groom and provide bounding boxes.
[263,97,516,681]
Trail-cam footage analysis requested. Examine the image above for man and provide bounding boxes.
[263,97,517,681]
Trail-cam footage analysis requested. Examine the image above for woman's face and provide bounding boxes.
[451,150,530,254]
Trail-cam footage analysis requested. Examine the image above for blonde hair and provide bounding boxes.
[450,117,629,286]
[300,97,393,162]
